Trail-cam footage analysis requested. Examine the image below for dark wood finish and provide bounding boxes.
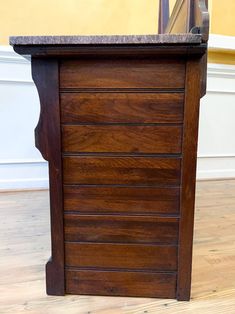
[60,92,184,124]
[177,58,202,301]
[194,0,209,96]
[63,185,180,214]
[192,0,209,42]
[62,125,182,154]
[63,156,181,186]
[158,0,170,34]
[65,242,177,270]
[200,52,208,97]
[64,215,179,244]
[60,58,185,89]
[65,269,177,298]
[11,1,209,299]
[31,58,65,295]
[13,44,206,61]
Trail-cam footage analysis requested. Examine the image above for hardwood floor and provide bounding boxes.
[0,180,235,313]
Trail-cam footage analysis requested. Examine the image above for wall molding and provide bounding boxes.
[206,63,235,95]
[0,178,49,190]
[198,154,235,158]
[0,161,49,190]
[0,79,33,85]
[207,62,235,79]
[197,156,235,180]
[209,34,235,52]
[0,45,33,85]
[197,169,235,180]
[0,45,29,64]
[0,159,46,165]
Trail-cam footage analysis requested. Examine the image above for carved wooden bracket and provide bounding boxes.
[32,58,65,296]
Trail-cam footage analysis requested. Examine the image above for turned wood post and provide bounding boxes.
[158,0,169,33]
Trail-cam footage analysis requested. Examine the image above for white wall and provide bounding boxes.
[0,47,48,190]
[197,63,235,179]
[0,45,235,190]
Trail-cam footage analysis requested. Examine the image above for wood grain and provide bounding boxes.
[64,215,179,244]
[65,242,178,270]
[63,185,180,214]
[65,269,177,298]
[62,125,182,154]
[60,58,185,89]
[63,156,181,186]
[192,0,209,42]
[177,58,201,301]
[13,44,206,60]
[32,58,65,296]
[60,93,184,124]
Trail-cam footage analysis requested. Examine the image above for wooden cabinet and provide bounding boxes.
[10,0,209,301]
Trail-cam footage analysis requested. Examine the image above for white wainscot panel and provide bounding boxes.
[197,63,235,180]
[0,46,48,190]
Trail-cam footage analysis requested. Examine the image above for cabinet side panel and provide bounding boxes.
[177,58,201,301]
[32,58,64,295]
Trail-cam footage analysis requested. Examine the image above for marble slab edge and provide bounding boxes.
[10,34,202,46]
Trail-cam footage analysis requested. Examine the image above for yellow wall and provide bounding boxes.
[208,0,235,64]
[208,51,235,65]
[0,0,176,45]
[210,0,235,36]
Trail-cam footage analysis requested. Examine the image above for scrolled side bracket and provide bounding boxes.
[32,58,65,296]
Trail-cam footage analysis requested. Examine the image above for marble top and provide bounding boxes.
[10,34,202,46]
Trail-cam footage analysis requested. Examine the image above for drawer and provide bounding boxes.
[64,215,179,244]
[63,156,181,185]
[60,58,185,89]
[62,125,182,154]
[65,269,177,298]
[60,93,184,124]
[64,186,180,214]
[65,242,177,270]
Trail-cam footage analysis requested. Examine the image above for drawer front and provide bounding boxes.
[65,242,177,270]
[63,186,180,214]
[62,125,182,154]
[65,269,177,298]
[63,156,181,185]
[60,93,184,124]
[60,58,185,89]
[64,215,179,244]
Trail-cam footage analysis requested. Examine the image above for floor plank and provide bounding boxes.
[0,180,235,313]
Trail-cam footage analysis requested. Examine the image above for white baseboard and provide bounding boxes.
[197,156,235,180]
[0,178,49,191]
[0,161,49,190]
